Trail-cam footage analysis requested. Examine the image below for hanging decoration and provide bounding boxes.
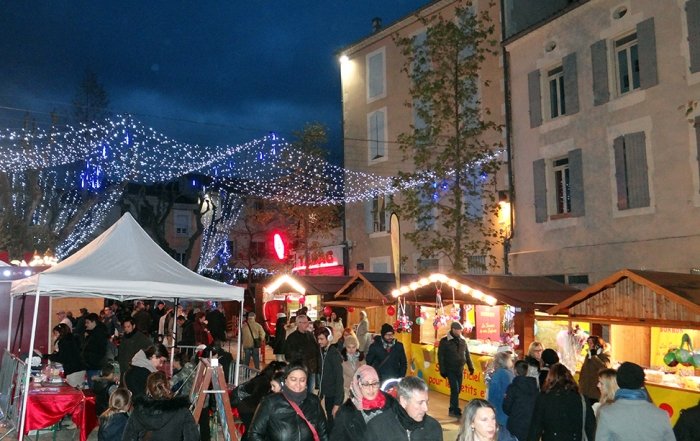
[323,306,332,317]
[347,306,355,313]
[386,305,396,316]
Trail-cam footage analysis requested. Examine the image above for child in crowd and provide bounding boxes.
[270,371,285,393]
[98,388,131,441]
[503,359,539,441]
[92,363,120,416]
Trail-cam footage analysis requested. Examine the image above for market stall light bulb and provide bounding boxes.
[418,278,429,286]
[400,286,410,294]
[409,282,419,291]
[391,289,400,297]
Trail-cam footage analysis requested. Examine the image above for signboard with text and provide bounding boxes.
[475,305,500,341]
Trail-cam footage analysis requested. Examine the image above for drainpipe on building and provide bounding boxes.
[500,0,515,275]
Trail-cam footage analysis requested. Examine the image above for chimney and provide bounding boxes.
[372,17,382,33]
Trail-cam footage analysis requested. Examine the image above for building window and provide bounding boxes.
[615,33,640,95]
[417,258,439,272]
[250,240,267,259]
[372,196,387,233]
[466,255,487,274]
[370,256,390,273]
[174,211,190,236]
[366,48,386,101]
[613,132,650,210]
[174,252,187,265]
[552,157,571,215]
[548,66,566,118]
[368,109,387,162]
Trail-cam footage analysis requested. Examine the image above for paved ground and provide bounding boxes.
[5,344,465,440]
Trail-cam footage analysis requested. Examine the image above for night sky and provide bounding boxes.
[0,1,430,165]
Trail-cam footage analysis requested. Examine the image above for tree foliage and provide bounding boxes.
[392,2,503,273]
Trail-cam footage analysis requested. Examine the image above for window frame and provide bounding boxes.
[367,108,388,164]
[547,65,566,119]
[551,156,572,216]
[615,32,641,95]
[366,47,387,102]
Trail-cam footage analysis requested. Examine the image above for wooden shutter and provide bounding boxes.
[568,149,585,217]
[687,0,700,73]
[528,70,542,128]
[563,53,580,115]
[613,136,628,210]
[624,132,651,208]
[533,159,547,223]
[591,40,610,106]
[637,18,659,89]
[365,200,374,233]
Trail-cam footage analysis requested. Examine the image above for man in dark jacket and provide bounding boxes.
[365,324,407,382]
[82,313,109,387]
[365,376,442,441]
[176,315,195,345]
[284,314,320,391]
[437,321,475,417]
[674,399,700,441]
[132,301,152,336]
[206,305,227,343]
[117,317,151,381]
[503,360,538,441]
[316,327,344,430]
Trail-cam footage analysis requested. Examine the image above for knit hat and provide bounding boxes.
[351,365,380,410]
[450,322,463,330]
[380,323,394,336]
[541,348,559,366]
[617,362,645,389]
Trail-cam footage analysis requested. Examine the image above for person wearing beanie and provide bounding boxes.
[538,348,559,388]
[330,365,393,441]
[595,362,675,441]
[438,321,475,417]
[365,323,407,382]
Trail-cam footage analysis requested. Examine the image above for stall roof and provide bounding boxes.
[547,269,700,326]
[325,272,419,307]
[295,275,352,300]
[403,274,578,311]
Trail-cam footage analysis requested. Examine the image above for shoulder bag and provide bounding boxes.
[282,394,320,441]
[247,321,261,348]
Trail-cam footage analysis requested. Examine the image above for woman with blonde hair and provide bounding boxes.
[457,399,517,441]
[593,368,618,416]
[340,335,365,398]
[98,388,131,441]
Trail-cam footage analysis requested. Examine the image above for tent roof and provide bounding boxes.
[11,212,244,302]
[547,269,700,325]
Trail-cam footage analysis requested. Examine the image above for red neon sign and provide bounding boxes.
[273,233,285,260]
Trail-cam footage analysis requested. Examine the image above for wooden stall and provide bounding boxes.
[547,269,700,423]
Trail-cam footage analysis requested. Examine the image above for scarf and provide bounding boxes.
[362,391,386,410]
[394,399,424,432]
[382,338,396,351]
[282,385,308,404]
[614,388,649,401]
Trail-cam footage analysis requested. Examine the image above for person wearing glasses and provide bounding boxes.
[330,365,392,441]
[366,323,407,382]
[365,376,442,441]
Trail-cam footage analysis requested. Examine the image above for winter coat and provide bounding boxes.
[92,375,118,416]
[82,322,109,369]
[177,320,195,346]
[365,336,407,381]
[124,350,157,400]
[488,367,514,427]
[132,310,152,335]
[248,392,328,441]
[596,397,675,441]
[674,400,700,441]
[319,345,345,405]
[437,333,475,374]
[330,392,393,441]
[364,398,443,441]
[117,329,151,379]
[579,348,610,400]
[527,389,595,441]
[340,350,365,394]
[122,396,199,441]
[206,309,227,342]
[242,318,265,350]
[356,319,370,352]
[273,317,287,355]
[98,412,128,441]
[193,320,211,346]
[48,335,85,375]
[503,376,539,441]
[285,330,320,373]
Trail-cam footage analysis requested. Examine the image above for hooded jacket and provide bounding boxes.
[121,396,199,441]
[117,329,151,378]
[124,350,157,400]
[503,375,539,441]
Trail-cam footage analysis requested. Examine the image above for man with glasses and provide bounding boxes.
[365,376,443,441]
[366,323,407,382]
[438,321,475,418]
[284,314,320,391]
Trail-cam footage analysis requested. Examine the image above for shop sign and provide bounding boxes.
[475,305,500,341]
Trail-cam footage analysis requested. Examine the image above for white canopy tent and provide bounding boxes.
[10,212,245,440]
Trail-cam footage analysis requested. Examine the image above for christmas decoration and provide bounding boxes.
[323,306,332,317]
[386,305,396,316]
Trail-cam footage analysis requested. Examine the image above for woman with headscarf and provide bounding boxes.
[330,365,392,441]
[248,364,328,441]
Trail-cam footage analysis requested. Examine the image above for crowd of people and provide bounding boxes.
[48,301,700,441]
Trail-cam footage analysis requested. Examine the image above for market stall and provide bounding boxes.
[547,269,700,423]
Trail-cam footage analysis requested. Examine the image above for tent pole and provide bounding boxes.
[170,298,178,376]
[18,283,41,441]
[7,295,14,352]
[234,301,242,386]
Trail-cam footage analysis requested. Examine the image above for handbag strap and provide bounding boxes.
[282,394,320,441]
[246,321,255,339]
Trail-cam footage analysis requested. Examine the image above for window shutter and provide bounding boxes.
[568,149,585,217]
[637,18,659,89]
[376,110,386,157]
[563,53,580,115]
[368,52,384,98]
[591,40,610,106]
[687,0,700,73]
[533,159,547,223]
[696,117,700,193]
[384,197,391,233]
[624,132,651,208]
[528,70,542,128]
[365,200,374,233]
[613,136,628,210]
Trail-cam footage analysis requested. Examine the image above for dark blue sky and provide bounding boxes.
[0,1,429,164]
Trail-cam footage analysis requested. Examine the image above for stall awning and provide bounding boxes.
[547,269,700,326]
[327,272,420,307]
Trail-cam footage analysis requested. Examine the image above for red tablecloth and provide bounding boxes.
[24,384,98,441]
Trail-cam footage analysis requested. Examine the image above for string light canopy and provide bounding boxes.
[391,272,498,306]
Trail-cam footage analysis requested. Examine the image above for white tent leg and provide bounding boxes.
[7,296,14,352]
[169,299,178,376]
[18,284,41,441]
[234,303,242,386]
